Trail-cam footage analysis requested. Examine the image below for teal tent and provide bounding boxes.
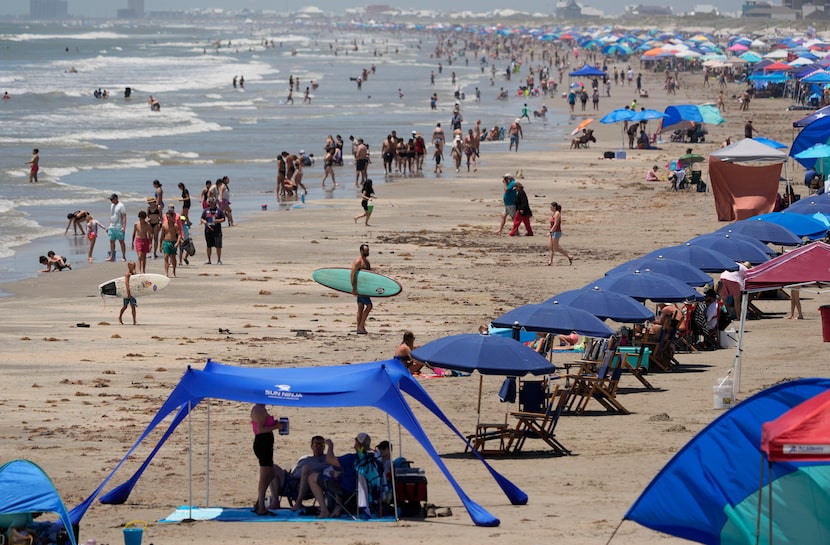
[0,460,77,545]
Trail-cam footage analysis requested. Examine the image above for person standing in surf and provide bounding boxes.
[351,243,372,335]
[26,148,39,183]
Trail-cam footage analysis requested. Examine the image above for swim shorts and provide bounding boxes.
[356,158,368,171]
[510,134,519,145]
[357,295,372,306]
[205,230,222,249]
[504,204,516,219]
[135,237,150,253]
[163,240,177,255]
[122,297,137,308]
[87,231,97,241]
[253,432,275,467]
[108,227,125,241]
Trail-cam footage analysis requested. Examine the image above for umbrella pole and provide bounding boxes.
[476,374,483,427]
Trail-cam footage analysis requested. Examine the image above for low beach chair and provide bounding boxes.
[505,383,571,455]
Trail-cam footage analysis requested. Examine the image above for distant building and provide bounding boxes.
[623,4,674,17]
[782,0,827,12]
[30,0,68,19]
[741,0,799,19]
[556,0,583,19]
[118,0,144,18]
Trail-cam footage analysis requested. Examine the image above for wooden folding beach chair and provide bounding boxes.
[504,383,571,456]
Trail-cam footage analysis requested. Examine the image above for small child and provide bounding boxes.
[86,215,103,262]
[119,261,137,325]
[40,251,71,272]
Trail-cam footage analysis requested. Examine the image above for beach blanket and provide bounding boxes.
[158,505,396,523]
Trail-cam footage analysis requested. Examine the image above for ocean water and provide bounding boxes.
[0,21,570,290]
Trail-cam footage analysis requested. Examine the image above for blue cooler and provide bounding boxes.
[615,150,626,160]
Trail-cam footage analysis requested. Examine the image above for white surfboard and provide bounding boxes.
[98,273,171,298]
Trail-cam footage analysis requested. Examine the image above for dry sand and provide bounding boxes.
[1,64,828,545]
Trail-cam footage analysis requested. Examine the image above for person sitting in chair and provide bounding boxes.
[667,168,686,191]
[557,331,579,347]
[290,436,335,513]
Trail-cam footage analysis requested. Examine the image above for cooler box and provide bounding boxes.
[618,346,650,370]
[395,469,427,504]
[615,150,626,160]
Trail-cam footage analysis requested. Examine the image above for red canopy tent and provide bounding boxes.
[762,388,830,462]
[734,242,830,392]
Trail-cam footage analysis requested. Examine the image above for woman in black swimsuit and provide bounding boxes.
[394,331,426,375]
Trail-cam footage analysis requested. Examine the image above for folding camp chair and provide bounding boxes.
[566,336,620,412]
[319,452,384,519]
[577,359,630,414]
[504,383,571,455]
[619,344,654,389]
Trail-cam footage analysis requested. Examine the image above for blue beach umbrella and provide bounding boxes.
[794,143,830,176]
[786,195,830,215]
[755,212,828,240]
[543,286,653,322]
[600,108,635,148]
[605,256,712,287]
[715,218,802,246]
[686,233,773,265]
[630,108,667,122]
[491,302,615,338]
[586,270,701,303]
[411,334,554,376]
[643,243,739,273]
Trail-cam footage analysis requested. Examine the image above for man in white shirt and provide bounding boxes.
[106,193,127,262]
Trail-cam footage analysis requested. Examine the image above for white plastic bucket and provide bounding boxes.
[713,377,734,410]
[719,329,738,348]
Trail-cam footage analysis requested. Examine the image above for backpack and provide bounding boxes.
[183,238,196,257]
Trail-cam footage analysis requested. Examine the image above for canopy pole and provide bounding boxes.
[205,400,210,507]
[768,460,774,545]
[187,400,194,522]
[384,413,399,522]
[733,290,750,393]
[476,375,483,427]
[755,454,765,545]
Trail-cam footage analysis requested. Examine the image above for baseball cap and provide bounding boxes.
[356,432,371,446]
[503,173,513,179]
[109,193,118,200]
[299,149,305,154]
[515,118,522,123]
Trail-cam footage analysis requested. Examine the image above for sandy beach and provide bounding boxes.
[2,46,829,545]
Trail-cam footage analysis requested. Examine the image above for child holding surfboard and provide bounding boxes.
[353,179,375,226]
[119,261,138,325]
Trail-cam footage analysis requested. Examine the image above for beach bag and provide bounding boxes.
[183,238,196,256]
[498,377,516,403]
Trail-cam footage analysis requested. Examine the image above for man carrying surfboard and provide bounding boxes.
[351,244,372,335]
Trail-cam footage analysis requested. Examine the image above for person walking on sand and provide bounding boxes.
[160,209,183,278]
[26,148,39,183]
[131,211,153,274]
[119,261,138,325]
[107,194,127,262]
[508,119,523,152]
[353,179,375,225]
[547,202,573,265]
[496,173,517,235]
[508,182,533,236]
[351,243,373,334]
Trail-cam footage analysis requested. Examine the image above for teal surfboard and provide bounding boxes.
[312,267,402,297]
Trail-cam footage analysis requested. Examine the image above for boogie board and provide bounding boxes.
[312,267,402,297]
[99,273,171,298]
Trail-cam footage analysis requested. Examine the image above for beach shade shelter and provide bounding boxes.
[600,107,636,148]
[753,136,788,150]
[568,63,606,77]
[630,108,666,122]
[69,359,530,528]
[412,333,555,424]
[687,233,774,265]
[605,256,713,287]
[801,70,830,84]
[790,115,830,172]
[794,143,830,176]
[755,212,828,239]
[644,243,739,272]
[586,269,701,303]
[0,460,77,545]
[709,139,788,221]
[623,378,830,545]
[785,194,830,216]
[792,104,830,128]
[491,302,615,338]
[732,241,830,392]
[715,218,802,246]
[542,286,653,322]
[661,104,725,132]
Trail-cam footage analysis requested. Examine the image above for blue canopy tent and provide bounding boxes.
[624,378,830,545]
[69,359,528,527]
[568,64,606,77]
[0,460,77,545]
[792,104,830,128]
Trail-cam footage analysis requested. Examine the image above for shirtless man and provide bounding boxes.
[131,210,153,274]
[160,209,183,277]
[508,119,523,152]
[26,148,39,183]
[354,138,369,187]
[431,122,445,150]
[351,244,372,334]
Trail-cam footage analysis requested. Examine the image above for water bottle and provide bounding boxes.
[301,194,305,204]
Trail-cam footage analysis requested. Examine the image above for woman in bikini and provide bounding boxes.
[394,331,426,375]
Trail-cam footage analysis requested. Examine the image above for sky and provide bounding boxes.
[4,0,745,18]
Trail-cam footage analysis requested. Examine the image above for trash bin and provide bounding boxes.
[820,305,830,342]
